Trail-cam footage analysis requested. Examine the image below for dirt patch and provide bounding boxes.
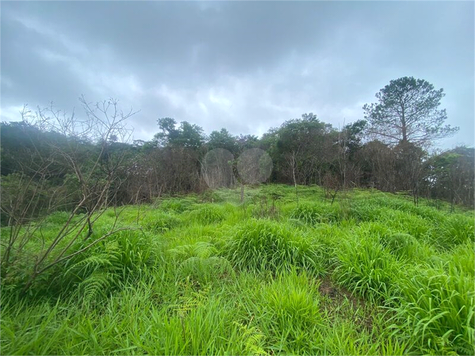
[319,276,360,305]
[318,276,374,333]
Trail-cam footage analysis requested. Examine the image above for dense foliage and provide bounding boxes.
[1,112,473,221]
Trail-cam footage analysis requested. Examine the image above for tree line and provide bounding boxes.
[1,77,473,229]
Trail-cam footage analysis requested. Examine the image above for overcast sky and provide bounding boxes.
[1,1,474,148]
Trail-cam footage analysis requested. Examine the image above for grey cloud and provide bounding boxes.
[1,1,473,148]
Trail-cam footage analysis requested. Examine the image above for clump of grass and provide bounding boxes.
[358,221,393,239]
[188,204,225,225]
[168,241,218,260]
[166,291,267,355]
[287,218,308,230]
[59,229,159,304]
[411,205,446,222]
[159,197,195,213]
[436,214,475,248]
[178,256,235,285]
[0,283,267,355]
[255,270,322,354]
[347,201,380,222]
[290,202,341,225]
[390,263,475,355]
[0,296,73,355]
[379,209,432,240]
[141,211,182,233]
[197,189,224,203]
[224,219,323,274]
[335,231,401,302]
[43,211,72,225]
[380,232,421,260]
[446,240,475,278]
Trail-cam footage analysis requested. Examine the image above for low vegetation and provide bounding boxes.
[1,185,474,355]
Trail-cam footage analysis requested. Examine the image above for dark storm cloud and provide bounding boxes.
[1,1,473,147]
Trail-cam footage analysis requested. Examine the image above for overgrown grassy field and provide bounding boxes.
[1,185,474,355]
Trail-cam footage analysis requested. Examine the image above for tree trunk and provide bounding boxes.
[290,152,299,206]
[85,216,94,240]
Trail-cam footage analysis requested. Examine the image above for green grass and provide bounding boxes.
[224,219,324,274]
[1,185,474,355]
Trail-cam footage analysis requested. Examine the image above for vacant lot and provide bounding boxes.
[1,185,474,355]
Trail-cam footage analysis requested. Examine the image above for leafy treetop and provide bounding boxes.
[363,76,458,146]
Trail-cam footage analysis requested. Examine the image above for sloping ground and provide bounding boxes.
[1,185,474,355]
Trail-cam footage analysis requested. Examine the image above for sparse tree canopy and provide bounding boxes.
[363,77,458,146]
